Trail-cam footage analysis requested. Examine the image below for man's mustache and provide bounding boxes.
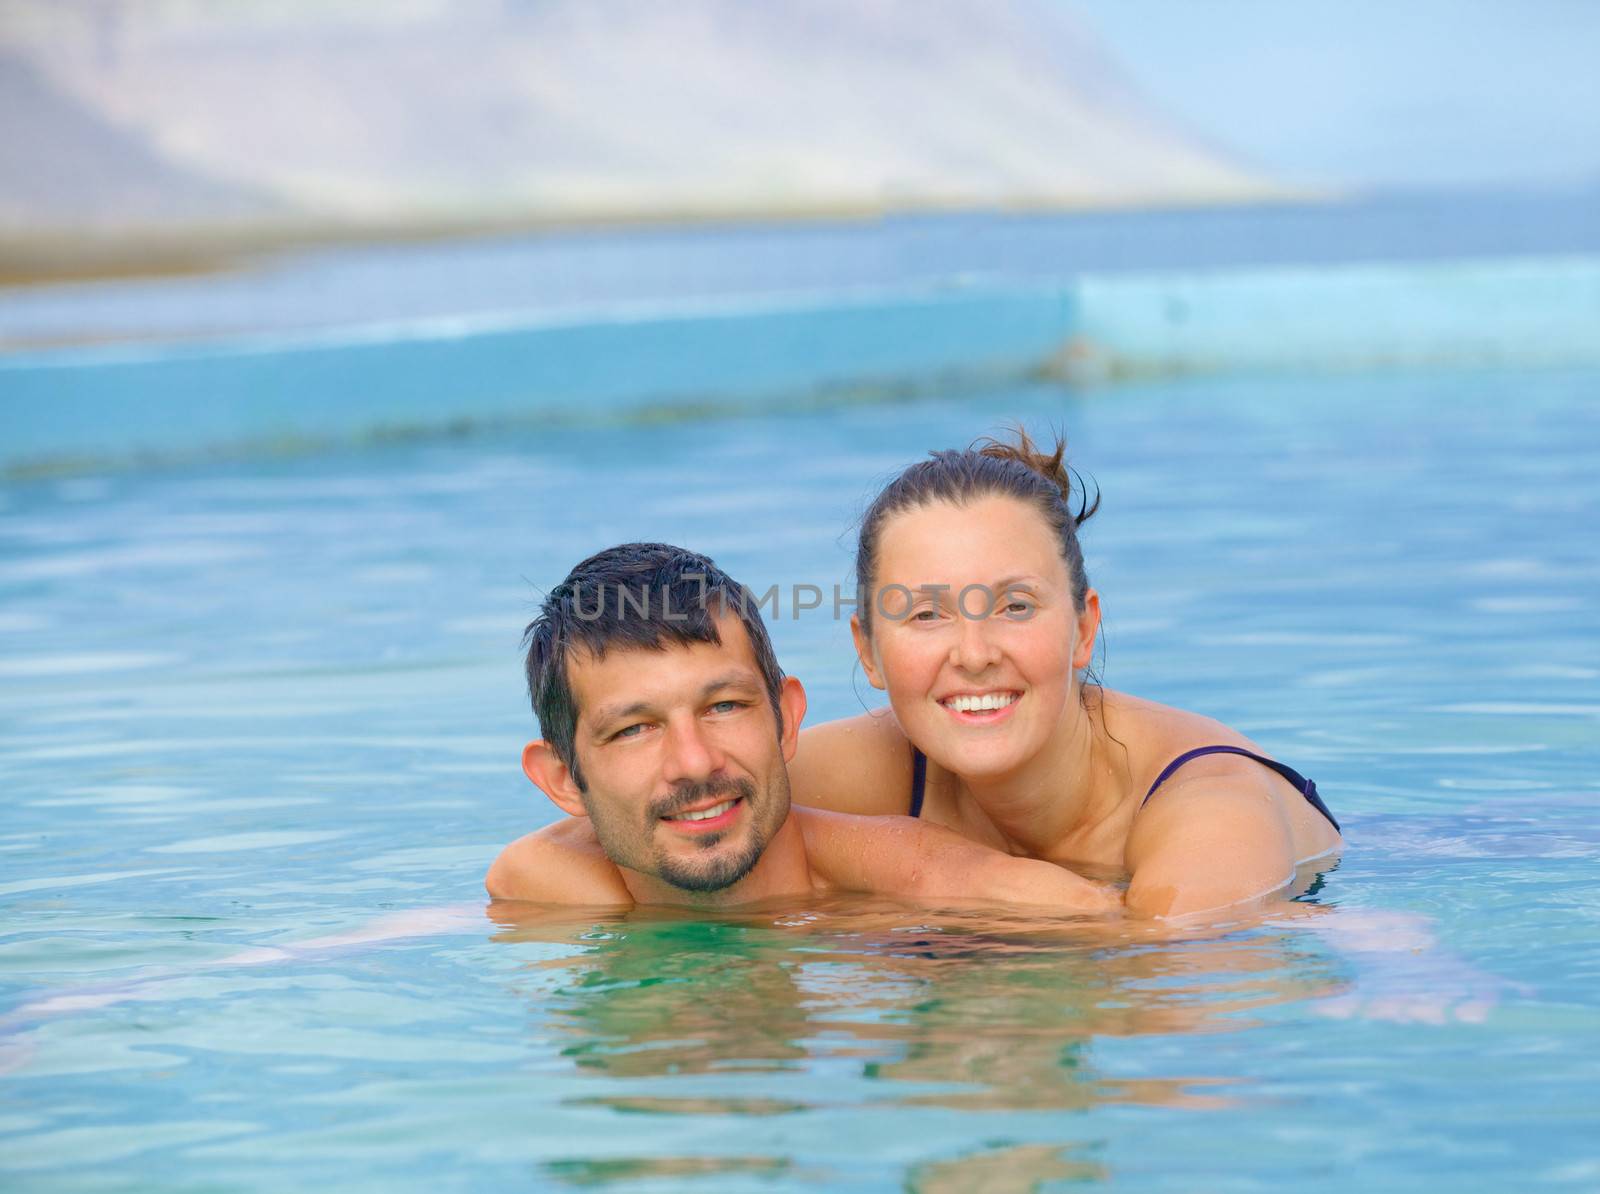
[649,777,757,821]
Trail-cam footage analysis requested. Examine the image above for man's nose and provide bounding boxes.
[660,715,722,783]
[950,607,1001,673]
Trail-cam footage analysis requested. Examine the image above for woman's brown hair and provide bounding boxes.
[854,428,1099,636]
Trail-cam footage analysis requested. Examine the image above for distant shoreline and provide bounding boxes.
[0,191,1320,289]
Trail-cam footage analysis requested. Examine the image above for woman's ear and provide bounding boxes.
[522,740,588,818]
[1072,589,1103,671]
[850,613,886,690]
[778,675,807,761]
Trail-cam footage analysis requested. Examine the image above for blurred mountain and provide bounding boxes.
[0,0,1280,275]
[0,50,279,226]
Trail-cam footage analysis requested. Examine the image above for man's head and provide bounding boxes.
[521,543,804,895]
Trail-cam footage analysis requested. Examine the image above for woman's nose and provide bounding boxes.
[950,609,1001,672]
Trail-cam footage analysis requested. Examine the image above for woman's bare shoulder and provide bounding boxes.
[1096,688,1257,783]
[1108,688,1340,870]
[789,708,916,816]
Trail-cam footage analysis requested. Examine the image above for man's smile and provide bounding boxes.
[653,777,757,836]
[661,795,744,831]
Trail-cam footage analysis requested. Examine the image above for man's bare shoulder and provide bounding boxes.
[485,817,632,906]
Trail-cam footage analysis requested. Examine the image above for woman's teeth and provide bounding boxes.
[669,799,738,822]
[943,692,1018,713]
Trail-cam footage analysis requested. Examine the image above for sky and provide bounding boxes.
[1067,0,1600,192]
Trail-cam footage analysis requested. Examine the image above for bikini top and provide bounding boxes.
[908,743,1340,832]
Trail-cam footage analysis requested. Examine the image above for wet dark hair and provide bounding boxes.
[523,542,785,790]
[855,427,1099,637]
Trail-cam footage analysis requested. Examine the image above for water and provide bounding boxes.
[9,196,1600,476]
[3,360,1599,1189]
[4,190,1598,352]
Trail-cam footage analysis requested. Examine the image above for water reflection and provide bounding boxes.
[542,1153,797,1188]
[490,899,1346,1126]
[907,1142,1107,1192]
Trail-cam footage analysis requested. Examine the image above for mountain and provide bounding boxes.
[0,0,1280,273]
[0,50,277,227]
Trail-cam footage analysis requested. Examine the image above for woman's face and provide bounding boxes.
[854,496,1100,780]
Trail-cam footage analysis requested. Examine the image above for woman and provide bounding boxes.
[789,430,1342,919]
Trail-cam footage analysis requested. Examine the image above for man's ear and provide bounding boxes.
[522,740,588,819]
[850,614,886,690]
[1072,588,1103,671]
[778,675,807,761]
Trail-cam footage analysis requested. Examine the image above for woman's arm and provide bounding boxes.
[788,710,920,816]
[796,808,1121,914]
[1122,769,1304,919]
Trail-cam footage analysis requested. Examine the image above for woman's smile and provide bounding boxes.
[938,689,1022,723]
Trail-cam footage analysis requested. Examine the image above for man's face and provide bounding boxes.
[565,615,792,894]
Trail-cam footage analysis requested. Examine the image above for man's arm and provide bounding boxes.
[795,808,1121,914]
[485,817,633,905]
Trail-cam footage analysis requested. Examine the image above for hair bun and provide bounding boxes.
[971,427,1100,526]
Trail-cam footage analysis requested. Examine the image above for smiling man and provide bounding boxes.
[486,542,1120,912]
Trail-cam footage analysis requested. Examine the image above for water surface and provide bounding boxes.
[2,367,1598,1189]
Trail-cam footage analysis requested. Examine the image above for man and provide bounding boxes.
[486,542,1118,912]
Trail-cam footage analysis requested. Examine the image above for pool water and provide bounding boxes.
[5,190,1598,351]
[3,365,1599,1190]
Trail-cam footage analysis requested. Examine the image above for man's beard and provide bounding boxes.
[656,828,764,891]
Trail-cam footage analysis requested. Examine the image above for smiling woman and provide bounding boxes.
[789,430,1344,918]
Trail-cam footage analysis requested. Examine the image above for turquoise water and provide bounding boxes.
[3,362,1599,1189]
[7,198,1600,474]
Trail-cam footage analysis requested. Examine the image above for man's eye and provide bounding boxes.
[708,700,740,714]
[911,608,941,622]
[613,723,646,740]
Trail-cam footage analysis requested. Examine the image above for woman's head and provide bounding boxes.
[855,429,1098,639]
[850,430,1103,779]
